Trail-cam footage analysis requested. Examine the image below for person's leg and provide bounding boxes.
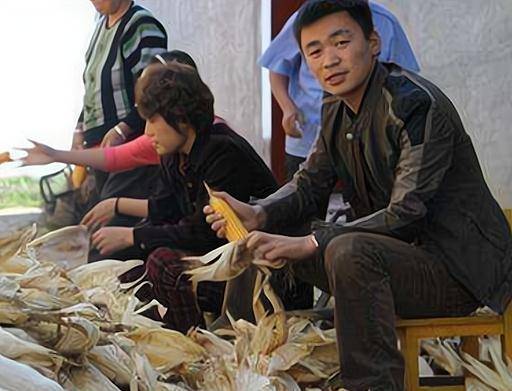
[285,153,306,181]
[310,232,479,391]
[145,247,225,333]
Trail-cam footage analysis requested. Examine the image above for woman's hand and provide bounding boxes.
[17,139,57,166]
[92,227,134,255]
[204,191,265,238]
[81,198,117,230]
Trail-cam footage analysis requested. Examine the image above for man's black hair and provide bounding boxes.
[293,0,374,48]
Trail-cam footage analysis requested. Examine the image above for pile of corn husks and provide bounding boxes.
[0,225,340,391]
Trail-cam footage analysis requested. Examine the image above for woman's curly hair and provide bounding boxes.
[135,62,214,134]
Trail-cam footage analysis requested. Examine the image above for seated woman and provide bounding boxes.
[21,61,279,332]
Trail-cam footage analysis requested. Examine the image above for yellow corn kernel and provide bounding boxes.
[72,165,87,189]
[0,152,12,165]
[205,183,248,242]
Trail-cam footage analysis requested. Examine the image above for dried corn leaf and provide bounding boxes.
[27,225,89,270]
[0,301,28,324]
[189,328,234,358]
[251,312,288,357]
[0,326,63,377]
[68,259,143,290]
[0,353,63,391]
[268,342,313,373]
[87,344,135,387]
[124,328,206,373]
[0,224,37,266]
[54,316,100,356]
[185,241,252,293]
[62,362,121,391]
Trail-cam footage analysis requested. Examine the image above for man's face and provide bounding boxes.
[300,11,380,98]
[144,114,187,155]
[89,0,126,15]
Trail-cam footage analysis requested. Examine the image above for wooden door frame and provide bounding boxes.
[269,0,304,184]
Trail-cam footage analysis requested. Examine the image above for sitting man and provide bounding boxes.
[205,1,512,389]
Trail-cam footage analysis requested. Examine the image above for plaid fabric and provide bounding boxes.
[146,247,225,333]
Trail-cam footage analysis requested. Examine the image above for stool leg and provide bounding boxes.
[461,336,479,359]
[402,329,420,391]
[502,304,512,361]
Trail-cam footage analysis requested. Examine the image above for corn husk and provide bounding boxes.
[123,327,206,373]
[60,362,121,391]
[0,353,63,391]
[87,344,135,387]
[67,259,144,290]
[26,225,89,270]
[0,326,64,379]
[0,224,37,271]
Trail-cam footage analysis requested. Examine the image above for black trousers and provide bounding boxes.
[223,232,479,390]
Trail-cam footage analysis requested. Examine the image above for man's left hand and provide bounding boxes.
[92,227,134,255]
[245,231,318,267]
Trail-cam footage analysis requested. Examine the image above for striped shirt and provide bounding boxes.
[81,3,167,147]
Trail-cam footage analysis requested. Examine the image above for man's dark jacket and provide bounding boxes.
[259,62,512,313]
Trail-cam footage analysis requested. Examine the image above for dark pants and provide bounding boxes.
[285,153,306,181]
[224,232,479,390]
[145,247,226,333]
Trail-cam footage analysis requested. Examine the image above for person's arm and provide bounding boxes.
[19,140,107,169]
[104,135,159,172]
[133,141,260,254]
[269,72,303,138]
[314,101,453,251]
[81,197,148,231]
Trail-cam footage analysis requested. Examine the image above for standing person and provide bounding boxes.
[74,0,167,226]
[205,1,512,389]
[260,0,420,180]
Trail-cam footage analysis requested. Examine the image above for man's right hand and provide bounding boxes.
[282,108,304,139]
[203,191,265,238]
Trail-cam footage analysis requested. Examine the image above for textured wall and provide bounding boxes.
[136,0,267,161]
[377,0,512,207]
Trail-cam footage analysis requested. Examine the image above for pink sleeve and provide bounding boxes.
[104,135,159,172]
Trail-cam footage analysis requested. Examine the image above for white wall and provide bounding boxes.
[376,0,512,208]
[0,0,96,178]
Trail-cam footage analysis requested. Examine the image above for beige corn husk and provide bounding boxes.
[53,316,100,356]
[67,259,144,290]
[188,328,234,358]
[184,241,252,293]
[60,362,121,391]
[421,338,463,376]
[0,353,63,391]
[0,326,64,378]
[124,327,207,373]
[0,301,29,324]
[0,224,37,267]
[87,344,135,387]
[26,225,89,270]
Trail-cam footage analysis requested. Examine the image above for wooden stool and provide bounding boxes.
[396,302,512,390]
[397,209,512,390]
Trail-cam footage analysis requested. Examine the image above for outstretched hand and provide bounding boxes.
[16,139,57,166]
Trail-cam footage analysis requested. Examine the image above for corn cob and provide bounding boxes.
[204,183,248,242]
[0,151,12,165]
[71,165,87,189]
